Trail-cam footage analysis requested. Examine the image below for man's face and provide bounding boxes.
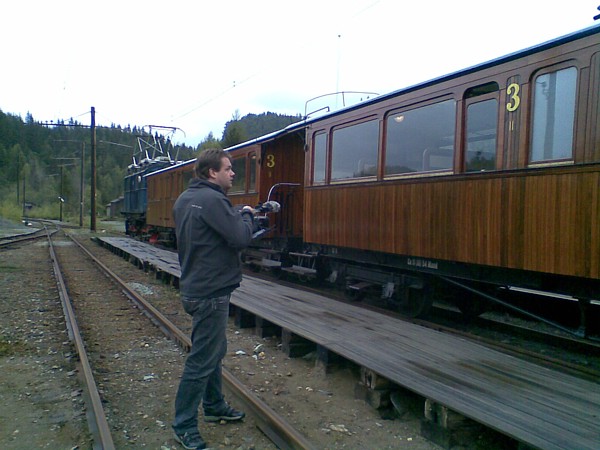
[210,157,235,191]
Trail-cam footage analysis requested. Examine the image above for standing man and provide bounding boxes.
[172,148,255,450]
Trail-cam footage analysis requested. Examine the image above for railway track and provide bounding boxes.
[2,226,324,448]
[53,230,314,449]
[47,228,115,449]
[9,227,594,448]
[65,232,315,450]
[0,226,50,248]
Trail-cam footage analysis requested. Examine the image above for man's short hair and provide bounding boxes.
[194,148,231,179]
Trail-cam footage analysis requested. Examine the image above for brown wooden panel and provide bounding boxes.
[228,193,259,209]
[147,162,194,230]
[305,166,600,280]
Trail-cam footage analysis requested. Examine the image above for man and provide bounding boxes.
[171,148,255,450]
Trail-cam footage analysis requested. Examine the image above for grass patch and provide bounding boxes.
[0,339,28,357]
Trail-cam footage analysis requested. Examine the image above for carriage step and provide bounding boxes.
[347,281,373,292]
[245,258,281,268]
[282,265,317,276]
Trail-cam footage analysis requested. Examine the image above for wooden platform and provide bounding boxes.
[96,237,599,450]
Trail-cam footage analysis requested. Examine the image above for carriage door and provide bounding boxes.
[260,134,305,246]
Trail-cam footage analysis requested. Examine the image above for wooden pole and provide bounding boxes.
[90,107,97,232]
[80,142,85,227]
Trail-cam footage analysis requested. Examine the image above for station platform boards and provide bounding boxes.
[95,237,600,450]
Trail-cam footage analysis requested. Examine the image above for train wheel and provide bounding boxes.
[397,285,433,318]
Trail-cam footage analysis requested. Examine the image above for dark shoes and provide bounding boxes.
[173,430,206,450]
[204,404,246,422]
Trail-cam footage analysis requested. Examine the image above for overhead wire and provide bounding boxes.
[170,0,384,124]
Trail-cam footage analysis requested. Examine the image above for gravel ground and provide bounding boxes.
[0,235,91,448]
[0,225,454,449]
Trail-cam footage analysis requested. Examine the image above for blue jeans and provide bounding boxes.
[172,294,230,435]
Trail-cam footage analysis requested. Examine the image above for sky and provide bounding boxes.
[1,1,598,147]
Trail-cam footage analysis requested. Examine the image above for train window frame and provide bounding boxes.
[311,131,328,185]
[528,64,578,166]
[383,99,456,179]
[330,117,380,183]
[248,151,257,193]
[463,90,500,173]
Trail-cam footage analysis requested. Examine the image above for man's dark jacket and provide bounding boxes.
[173,178,253,298]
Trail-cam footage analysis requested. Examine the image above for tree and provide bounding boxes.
[221,111,248,148]
[197,132,221,152]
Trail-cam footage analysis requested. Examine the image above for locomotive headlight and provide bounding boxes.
[394,115,405,123]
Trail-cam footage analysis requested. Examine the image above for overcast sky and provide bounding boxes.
[1,1,598,147]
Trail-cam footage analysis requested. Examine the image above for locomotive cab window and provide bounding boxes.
[331,119,379,181]
[385,100,455,176]
[530,66,577,163]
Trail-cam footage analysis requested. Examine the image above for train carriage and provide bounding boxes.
[134,25,600,335]
[144,125,306,249]
[301,26,600,320]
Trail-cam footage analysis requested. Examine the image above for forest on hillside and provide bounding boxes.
[0,109,301,222]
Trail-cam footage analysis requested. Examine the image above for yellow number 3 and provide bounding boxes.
[266,154,275,168]
[506,83,520,112]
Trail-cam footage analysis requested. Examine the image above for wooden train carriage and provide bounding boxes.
[303,26,600,299]
[145,128,306,245]
[146,159,194,234]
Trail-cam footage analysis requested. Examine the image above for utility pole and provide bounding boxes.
[43,108,96,230]
[22,176,26,219]
[53,140,85,227]
[59,165,64,222]
[16,153,20,205]
[90,106,97,232]
[80,142,85,227]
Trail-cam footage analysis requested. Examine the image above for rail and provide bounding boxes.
[69,233,316,450]
[47,229,116,449]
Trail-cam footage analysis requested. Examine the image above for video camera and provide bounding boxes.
[236,201,281,239]
[252,201,281,239]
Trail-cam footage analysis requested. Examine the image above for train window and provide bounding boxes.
[331,119,379,180]
[230,156,246,193]
[530,66,577,162]
[465,82,498,98]
[249,153,256,192]
[385,100,455,175]
[313,132,327,183]
[465,98,498,172]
